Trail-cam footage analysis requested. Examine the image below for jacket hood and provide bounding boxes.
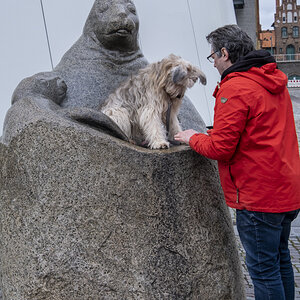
[221,50,287,94]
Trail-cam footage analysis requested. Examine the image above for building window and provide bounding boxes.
[289,74,300,80]
[294,12,298,22]
[233,0,244,9]
[287,4,292,10]
[288,12,293,23]
[282,27,288,38]
[280,48,283,54]
[289,75,300,80]
[283,13,286,23]
[286,44,295,60]
[293,26,299,37]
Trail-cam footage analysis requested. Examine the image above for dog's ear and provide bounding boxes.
[198,70,207,85]
[172,66,187,84]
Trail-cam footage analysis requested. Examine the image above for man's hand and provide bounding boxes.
[174,129,198,145]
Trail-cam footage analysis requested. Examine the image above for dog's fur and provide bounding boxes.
[100,54,206,149]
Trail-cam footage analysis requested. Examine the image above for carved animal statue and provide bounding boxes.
[54,0,148,110]
[101,54,206,149]
[11,72,67,105]
[7,0,207,138]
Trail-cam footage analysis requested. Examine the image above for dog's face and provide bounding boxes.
[157,54,206,100]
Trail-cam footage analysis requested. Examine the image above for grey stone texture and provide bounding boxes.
[0,0,245,299]
[54,0,147,110]
[0,109,245,299]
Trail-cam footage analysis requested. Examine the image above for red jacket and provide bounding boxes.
[189,63,300,212]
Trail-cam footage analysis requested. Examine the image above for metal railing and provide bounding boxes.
[287,80,300,88]
[273,54,300,62]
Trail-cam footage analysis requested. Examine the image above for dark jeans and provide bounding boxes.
[236,209,299,300]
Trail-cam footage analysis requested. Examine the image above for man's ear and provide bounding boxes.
[221,48,230,61]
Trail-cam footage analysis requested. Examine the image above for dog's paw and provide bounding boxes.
[149,140,170,149]
[129,139,137,145]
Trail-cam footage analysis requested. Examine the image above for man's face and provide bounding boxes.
[210,48,233,76]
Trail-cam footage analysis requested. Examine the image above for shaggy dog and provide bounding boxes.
[100,54,206,149]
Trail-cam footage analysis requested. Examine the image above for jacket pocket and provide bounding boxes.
[218,162,239,203]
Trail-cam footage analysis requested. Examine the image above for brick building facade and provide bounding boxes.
[273,0,300,60]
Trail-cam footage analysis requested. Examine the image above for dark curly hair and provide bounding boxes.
[206,25,255,63]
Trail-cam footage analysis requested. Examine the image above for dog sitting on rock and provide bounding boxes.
[100,54,206,149]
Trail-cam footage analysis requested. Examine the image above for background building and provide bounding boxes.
[259,30,276,54]
[274,0,300,58]
[234,0,261,48]
[273,0,300,80]
[243,0,300,82]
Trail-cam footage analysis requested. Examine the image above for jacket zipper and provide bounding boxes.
[229,165,239,204]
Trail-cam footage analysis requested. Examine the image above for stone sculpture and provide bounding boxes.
[55,0,147,110]
[3,71,128,144]
[0,0,246,299]
[11,72,67,106]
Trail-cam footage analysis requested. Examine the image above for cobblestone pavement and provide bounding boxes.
[290,89,300,147]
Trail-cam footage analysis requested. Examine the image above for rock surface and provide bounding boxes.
[0,101,245,299]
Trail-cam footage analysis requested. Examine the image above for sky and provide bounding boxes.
[260,0,276,30]
[0,0,279,136]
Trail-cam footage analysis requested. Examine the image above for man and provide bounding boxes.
[174,25,300,300]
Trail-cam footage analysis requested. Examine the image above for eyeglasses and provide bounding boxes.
[207,50,221,63]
